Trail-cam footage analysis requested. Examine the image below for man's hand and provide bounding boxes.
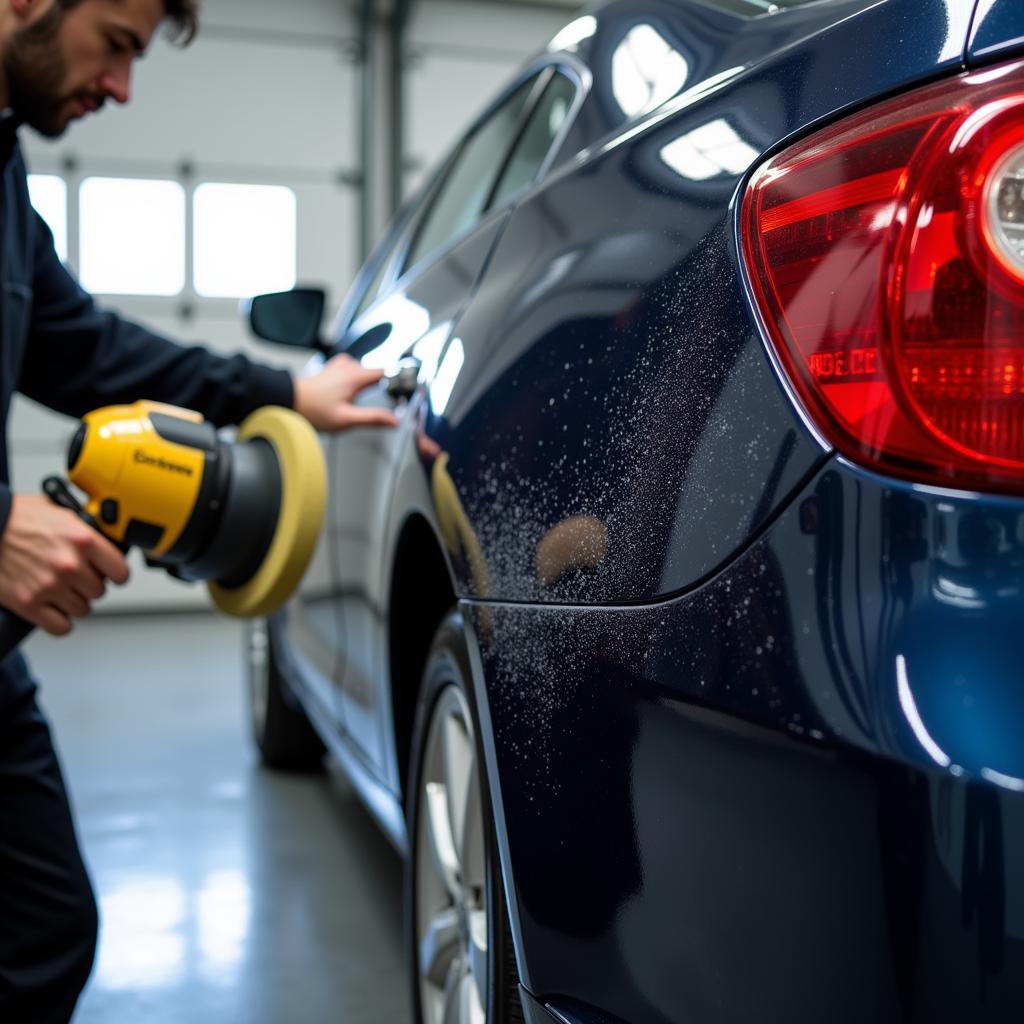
[0,495,130,636]
[293,353,399,432]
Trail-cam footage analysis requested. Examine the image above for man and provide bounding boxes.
[0,1,396,1019]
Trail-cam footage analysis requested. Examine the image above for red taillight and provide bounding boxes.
[742,61,1024,492]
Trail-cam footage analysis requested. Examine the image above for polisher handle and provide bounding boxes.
[0,477,118,662]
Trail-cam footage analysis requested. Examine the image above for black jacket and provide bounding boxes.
[0,124,294,536]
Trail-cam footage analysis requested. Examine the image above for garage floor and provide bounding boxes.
[24,611,409,1024]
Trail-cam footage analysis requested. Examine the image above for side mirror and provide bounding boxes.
[244,288,327,350]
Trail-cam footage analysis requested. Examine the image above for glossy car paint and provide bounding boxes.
[273,0,1024,1021]
[968,0,1024,64]
[467,464,1024,1021]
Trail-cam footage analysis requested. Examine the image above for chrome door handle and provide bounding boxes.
[384,357,421,401]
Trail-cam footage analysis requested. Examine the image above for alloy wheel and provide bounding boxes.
[415,683,489,1024]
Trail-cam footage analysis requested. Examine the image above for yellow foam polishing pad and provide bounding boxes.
[208,406,326,618]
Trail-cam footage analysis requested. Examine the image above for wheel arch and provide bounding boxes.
[387,511,458,806]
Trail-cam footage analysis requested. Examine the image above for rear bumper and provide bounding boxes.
[467,457,1024,1023]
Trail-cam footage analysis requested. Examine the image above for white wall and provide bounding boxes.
[9,0,579,612]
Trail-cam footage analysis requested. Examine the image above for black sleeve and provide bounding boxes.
[18,211,294,427]
[0,486,11,538]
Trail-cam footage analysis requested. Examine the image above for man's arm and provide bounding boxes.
[3,213,398,634]
[19,211,400,432]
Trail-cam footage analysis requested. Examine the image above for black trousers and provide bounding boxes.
[0,654,97,1023]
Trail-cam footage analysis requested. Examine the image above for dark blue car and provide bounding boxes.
[245,1,1024,1020]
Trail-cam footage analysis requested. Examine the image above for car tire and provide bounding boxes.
[406,611,524,1024]
[246,618,325,771]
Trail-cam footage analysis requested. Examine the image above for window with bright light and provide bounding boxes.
[27,174,68,262]
[79,177,185,295]
[193,183,297,298]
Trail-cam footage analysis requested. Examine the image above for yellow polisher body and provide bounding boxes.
[69,402,206,557]
[66,401,327,618]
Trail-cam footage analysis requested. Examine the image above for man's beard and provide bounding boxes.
[3,7,86,138]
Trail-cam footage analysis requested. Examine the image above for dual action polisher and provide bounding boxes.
[0,401,327,658]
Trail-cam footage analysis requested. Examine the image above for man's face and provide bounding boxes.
[3,0,164,138]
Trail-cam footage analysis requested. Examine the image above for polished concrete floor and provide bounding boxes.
[24,611,409,1024]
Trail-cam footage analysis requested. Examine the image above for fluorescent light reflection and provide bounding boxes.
[431,338,465,415]
[896,654,951,768]
[360,293,431,369]
[197,870,251,986]
[95,876,186,991]
[94,870,253,993]
[939,0,975,63]
[895,655,1024,792]
[549,14,597,52]
[660,118,759,181]
[612,24,689,119]
[412,324,451,383]
[591,66,746,164]
[932,575,986,609]
[980,767,1024,792]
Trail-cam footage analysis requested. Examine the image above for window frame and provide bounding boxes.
[390,54,589,290]
[334,53,590,344]
[401,69,551,274]
[486,68,582,214]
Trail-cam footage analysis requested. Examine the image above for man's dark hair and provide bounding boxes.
[56,0,200,45]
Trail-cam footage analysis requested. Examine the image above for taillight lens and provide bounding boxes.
[742,60,1024,493]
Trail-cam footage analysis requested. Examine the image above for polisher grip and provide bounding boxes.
[0,477,119,661]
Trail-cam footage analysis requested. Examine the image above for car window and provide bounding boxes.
[489,72,577,211]
[351,243,393,322]
[407,75,540,270]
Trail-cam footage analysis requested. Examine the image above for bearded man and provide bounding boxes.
[0,2,394,1020]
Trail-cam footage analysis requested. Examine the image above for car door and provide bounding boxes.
[273,218,412,730]
[329,65,582,780]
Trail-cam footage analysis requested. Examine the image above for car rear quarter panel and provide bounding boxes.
[423,0,975,605]
[467,464,1024,1023]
